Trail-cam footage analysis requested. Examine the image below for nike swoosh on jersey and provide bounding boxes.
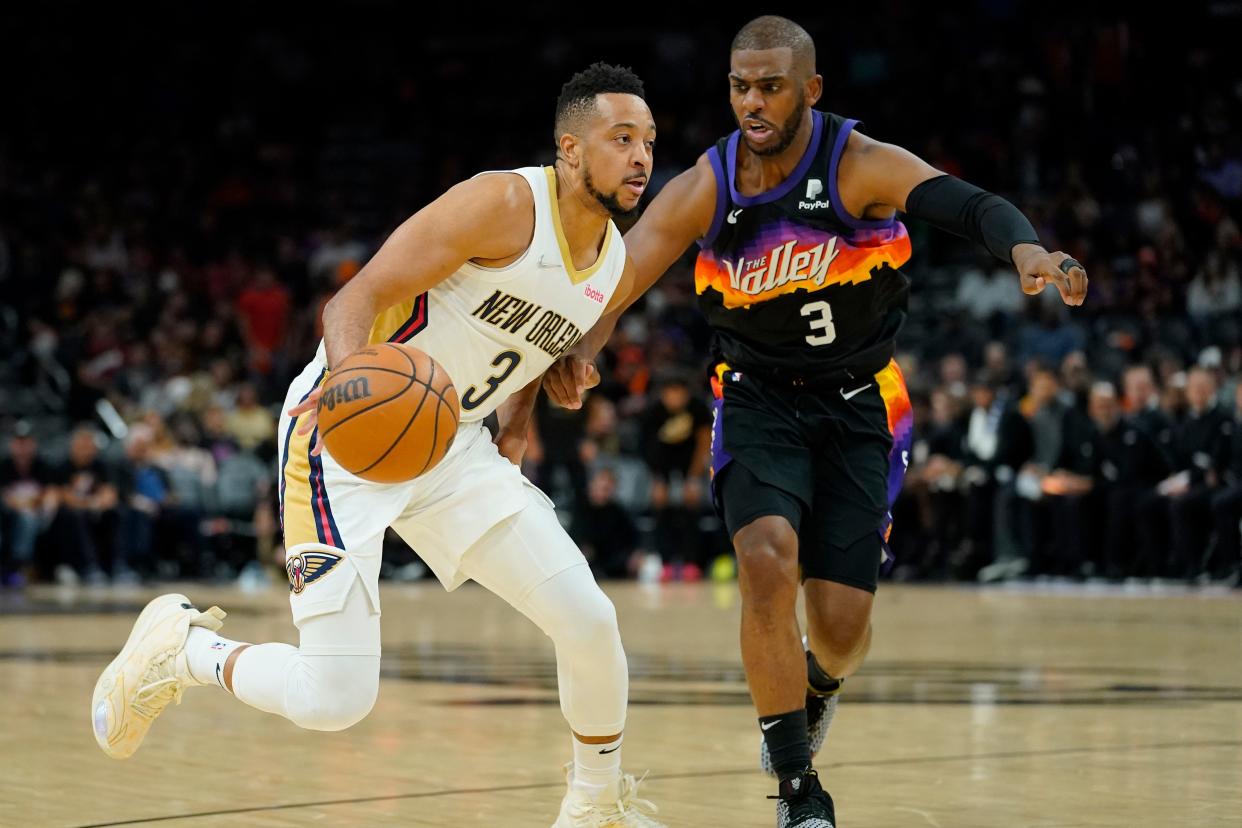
[760,719,782,731]
[841,383,872,401]
[537,255,561,269]
[726,209,743,224]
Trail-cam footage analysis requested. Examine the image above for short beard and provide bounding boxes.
[583,167,636,218]
[745,96,806,157]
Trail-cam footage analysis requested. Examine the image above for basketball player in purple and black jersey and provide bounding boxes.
[545,15,1088,827]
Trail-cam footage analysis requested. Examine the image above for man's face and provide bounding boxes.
[729,48,819,157]
[660,383,690,412]
[1031,371,1059,406]
[1186,371,1215,411]
[588,470,616,505]
[971,386,995,410]
[1089,389,1120,431]
[70,432,96,465]
[9,435,35,464]
[577,93,655,217]
[1124,369,1155,408]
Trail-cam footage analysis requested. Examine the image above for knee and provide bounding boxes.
[553,591,622,654]
[810,609,870,657]
[286,657,380,732]
[734,519,799,605]
[806,580,873,658]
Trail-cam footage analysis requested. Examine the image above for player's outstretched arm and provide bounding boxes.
[544,154,717,409]
[838,132,1087,306]
[290,173,535,452]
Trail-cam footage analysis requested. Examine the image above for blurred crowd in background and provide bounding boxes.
[2,5,1241,587]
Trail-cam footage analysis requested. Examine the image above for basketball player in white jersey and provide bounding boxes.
[92,63,664,828]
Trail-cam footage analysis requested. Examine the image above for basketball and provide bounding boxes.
[316,343,460,483]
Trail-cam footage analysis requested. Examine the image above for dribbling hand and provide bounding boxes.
[287,386,324,457]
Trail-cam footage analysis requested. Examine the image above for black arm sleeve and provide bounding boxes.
[903,174,1041,264]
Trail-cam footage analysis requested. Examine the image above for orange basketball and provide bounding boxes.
[316,343,460,483]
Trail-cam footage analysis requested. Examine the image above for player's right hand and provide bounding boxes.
[544,355,600,410]
[288,386,325,456]
[1014,244,1088,307]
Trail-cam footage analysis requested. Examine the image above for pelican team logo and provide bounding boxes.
[286,550,344,594]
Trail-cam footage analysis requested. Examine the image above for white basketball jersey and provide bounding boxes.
[319,166,626,422]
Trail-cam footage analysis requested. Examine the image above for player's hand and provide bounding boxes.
[288,386,324,457]
[495,430,528,466]
[544,355,600,410]
[1013,244,1088,307]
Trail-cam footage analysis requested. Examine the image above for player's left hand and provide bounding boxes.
[288,387,324,456]
[1013,244,1088,307]
[495,430,527,466]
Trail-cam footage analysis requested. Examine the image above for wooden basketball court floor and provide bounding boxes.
[2,580,1240,827]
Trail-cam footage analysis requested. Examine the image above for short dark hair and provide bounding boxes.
[554,62,645,144]
[731,15,816,77]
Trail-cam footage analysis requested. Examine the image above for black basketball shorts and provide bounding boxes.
[708,361,913,593]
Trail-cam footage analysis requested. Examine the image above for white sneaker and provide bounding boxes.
[551,762,666,828]
[90,593,226,759]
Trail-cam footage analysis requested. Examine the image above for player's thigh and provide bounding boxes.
[710,367,813,515]
[387,423,537,591]
[717,460,804,546]
[800,427,892,594]
[456,485,589,609]
[801,363,911,592]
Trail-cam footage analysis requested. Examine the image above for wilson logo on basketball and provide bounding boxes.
[584,285,606,304]
[319,377,372,412]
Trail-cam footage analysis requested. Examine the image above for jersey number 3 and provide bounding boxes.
[800,300,837,346]
[460,350,523,411]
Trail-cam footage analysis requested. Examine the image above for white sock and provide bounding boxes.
[184,626,249,690]
[573,734,623,797]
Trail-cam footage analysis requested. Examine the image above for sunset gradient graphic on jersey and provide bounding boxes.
[876,359,914,544]
[696,219,912,309]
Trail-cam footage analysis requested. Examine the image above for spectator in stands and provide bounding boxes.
[1122,364,1175,460]
[1041,383,1110,576]
[48,426,117,583]
[1155,368,1234,578]
[236,266,291,384]
[113,424,171,578]
[571,467,641,579]
[962,376,1032,578]
[1093,382,1172,579]
[639,373,712,580]
[1209,381,1242,580]
[0,423,58,586]
[226,383,276,459]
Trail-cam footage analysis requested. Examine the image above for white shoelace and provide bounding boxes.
[567,773,663,827]
[131,653,185,720]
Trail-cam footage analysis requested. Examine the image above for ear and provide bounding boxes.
[558,132,582,168]
[806,73,823,107]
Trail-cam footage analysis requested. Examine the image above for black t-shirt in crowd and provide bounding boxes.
[640,397,712,480]
[0,456,54,506]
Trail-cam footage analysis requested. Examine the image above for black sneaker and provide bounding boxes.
[771,769,837,828]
